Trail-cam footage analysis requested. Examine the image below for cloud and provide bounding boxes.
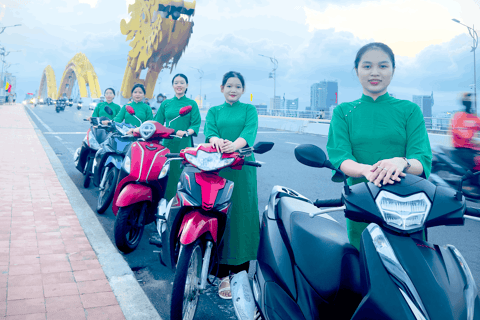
[303,0,467,57]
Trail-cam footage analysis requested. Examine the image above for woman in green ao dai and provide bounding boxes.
[326,42,432,250]
[153,74,201,201]
[203,71,259,300]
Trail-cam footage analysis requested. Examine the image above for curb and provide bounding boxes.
[24,106,162,320]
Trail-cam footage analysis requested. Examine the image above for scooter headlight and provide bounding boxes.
[139,122,156,140]
[158,162,170,179]
[367,224,429,320]
[122,155,131,174]
[184,150,235,171]
[88,130,100,150]
[375,191,431,231]
[448,245,477,320]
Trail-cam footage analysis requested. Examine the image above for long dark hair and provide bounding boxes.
[131,83,146,95]
[354,42,395,71]
[172,74,188,94]
[221,71,245,88]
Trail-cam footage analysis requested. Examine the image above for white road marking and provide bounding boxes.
[286,142,300,146]
[257,161,266,164]
[25,107,54,132]
[66,147,76,155]
[466,216,480,222]
[55,136,63,141]
[44,132,87,135]
[198,131,291,134]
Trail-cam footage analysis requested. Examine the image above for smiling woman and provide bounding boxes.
[326,42,432,250]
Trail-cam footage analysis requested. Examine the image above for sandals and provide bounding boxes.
[218,276,232,300]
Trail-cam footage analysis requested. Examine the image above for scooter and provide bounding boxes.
[73,116,111,188]
[253,143,480,320]
[158,142,274,320]
[77,102,82,110]
[111,105,192,254]
[430,146,480,201]
[93,120,135,214]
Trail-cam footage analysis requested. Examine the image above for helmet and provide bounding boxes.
[460,92,474,113]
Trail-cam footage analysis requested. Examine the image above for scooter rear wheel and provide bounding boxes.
[83,158,93,188]
[171,240,203,320]
[114,202,146,254]
[96,167,119,214]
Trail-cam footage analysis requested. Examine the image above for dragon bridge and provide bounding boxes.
[38,65,58,100]
[57,53,101,99]
[120,0,196,99]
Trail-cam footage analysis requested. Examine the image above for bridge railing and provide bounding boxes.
[255,110,452,135]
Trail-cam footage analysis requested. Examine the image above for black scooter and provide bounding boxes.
[74,116,111,188]
[430,146,480,201]
[93,120,135,214]
[253,144,480,320]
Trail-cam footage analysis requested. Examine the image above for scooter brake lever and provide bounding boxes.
[309,205,346,218]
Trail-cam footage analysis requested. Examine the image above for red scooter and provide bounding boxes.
[112,105,192,254]
[158,142,274,320]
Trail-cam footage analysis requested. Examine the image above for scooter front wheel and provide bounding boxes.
[114,202,146,254]
[171,240,203,320]
[96,167,119,214]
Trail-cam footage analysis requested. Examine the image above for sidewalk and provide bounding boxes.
[0,104,135,319]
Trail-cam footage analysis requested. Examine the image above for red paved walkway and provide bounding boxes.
[0,104,125,319]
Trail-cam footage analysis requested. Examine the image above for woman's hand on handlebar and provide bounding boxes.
[366,158,407,187]
[176,130,187,138]
[220,140,236,153]
[210,137,225,153]
[101,120,111,126]
[86,116,92,121]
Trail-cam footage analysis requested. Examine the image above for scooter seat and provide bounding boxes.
[277,197,361,303]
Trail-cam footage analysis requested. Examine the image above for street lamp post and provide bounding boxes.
[190,67,204,108]
[0,24,21,35]
[259,54,278,111]
[452,19,478,114]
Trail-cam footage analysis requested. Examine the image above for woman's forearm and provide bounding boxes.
[404,158,424,176]
[233,138,247,151]
[339,159,370,178]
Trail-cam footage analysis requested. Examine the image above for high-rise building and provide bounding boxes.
[286,98,298,110]
[413,92,434,128]
[310,80,338,111]
[270,96,282,110]
[255,104,268,115]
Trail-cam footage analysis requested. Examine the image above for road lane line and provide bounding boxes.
[198,131,291,134]
[44,132,87,135]
[55,136,63,141]
[25,107,54,132]
[466,216,480,222]
[286,142,300,146]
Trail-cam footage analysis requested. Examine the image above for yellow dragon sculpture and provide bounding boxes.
[119,0,196,99]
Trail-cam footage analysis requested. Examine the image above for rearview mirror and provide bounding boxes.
[105,106,113,116]
[179,105,192,116]
[253,142,274,154]
[126,106,135,115]
[294,144,333,169]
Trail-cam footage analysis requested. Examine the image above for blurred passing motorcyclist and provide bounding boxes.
[451,92,480,185]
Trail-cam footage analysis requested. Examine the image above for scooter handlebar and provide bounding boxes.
[314,198,343,208]
[465,206,480,219]
[165,153,181,158]
[243,161,262,167]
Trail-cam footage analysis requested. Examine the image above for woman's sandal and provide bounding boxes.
[218,276,232,300]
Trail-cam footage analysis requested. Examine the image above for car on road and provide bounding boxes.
[89,98,100,110]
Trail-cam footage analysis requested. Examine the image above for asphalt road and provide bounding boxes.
[25,103,480,319]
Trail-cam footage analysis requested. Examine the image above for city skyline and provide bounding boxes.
[1,0,479,114]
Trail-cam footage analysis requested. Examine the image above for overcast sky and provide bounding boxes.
[2,0,480,114]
